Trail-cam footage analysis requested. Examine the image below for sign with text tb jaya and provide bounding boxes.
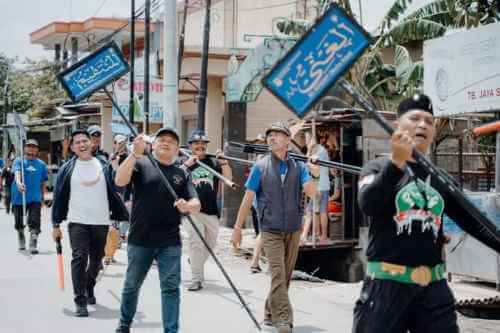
[262,4,370,118]
[424,21,500,117]
[57,42,129,103]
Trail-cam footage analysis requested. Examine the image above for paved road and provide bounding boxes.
[0,206,499,332]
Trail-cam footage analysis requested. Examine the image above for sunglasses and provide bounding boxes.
[91,133,102,138]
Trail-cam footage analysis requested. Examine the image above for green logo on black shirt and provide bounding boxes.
[394,176,444,238]
[191,166,215,189]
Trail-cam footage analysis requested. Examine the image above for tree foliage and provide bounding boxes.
[0,55,65,118]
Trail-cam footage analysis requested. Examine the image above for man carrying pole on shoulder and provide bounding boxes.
[114,127,200,333]
[180,129,233,291]
[353,94,462,333]
[231,121,320,333]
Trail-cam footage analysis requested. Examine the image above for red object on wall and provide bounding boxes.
[328,201,342,213]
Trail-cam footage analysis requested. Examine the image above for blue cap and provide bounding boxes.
[188,129,210,144]
[87,125,102,136]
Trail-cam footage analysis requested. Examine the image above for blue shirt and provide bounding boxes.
[245,158,311,193]
[0,159,4,169]
[11,158,48,205]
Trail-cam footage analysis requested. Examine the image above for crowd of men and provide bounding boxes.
[0,94,478,333]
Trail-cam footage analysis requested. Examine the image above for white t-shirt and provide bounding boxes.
[66,158,111,225]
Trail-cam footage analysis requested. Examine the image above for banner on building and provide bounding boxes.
[112,77,165,124]
[424,21,500,116]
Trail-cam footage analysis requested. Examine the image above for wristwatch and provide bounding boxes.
[309,172,320,180]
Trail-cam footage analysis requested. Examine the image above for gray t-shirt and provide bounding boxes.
[316,145,331,192]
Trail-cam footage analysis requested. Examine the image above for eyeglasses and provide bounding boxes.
[91,133,101,138]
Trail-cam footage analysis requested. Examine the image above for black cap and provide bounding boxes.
[69,129,91,143]
[25,139,39,147]
[397,94,433,117]
[188,129,210,144]
[154,127,180,143]
[265,122,291,137]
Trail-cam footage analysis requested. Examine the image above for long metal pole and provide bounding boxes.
[197,0,211,130]
[129,0,136,124]
[179,149,237,188]
[496,114,500,193]
[338,77,500,252]
[103,88,261,331]
[144,0,151,134]
[164,0,179,129]
[178,0,189,81]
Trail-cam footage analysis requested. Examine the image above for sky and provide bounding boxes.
[0,0,430,62]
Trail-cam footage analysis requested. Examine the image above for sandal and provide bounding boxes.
[250,265,262,274]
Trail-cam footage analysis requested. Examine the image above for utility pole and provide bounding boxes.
[144,0,151,134]
[496,113,500,193]
[164,0,179,130]
[197,0,211,131]
[129,0,136,125]
[178,0,189,80]
[358,0,364,27]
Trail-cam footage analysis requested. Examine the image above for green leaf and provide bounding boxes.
[380,0,415,33]
[394,45,412,85]
[405,0,456,26]
[380,18,447,46]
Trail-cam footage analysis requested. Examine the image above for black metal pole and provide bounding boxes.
[103,88,261,331]
[178,0,189,81]
[129,0,136,125]
[338,77,500,252]
[458,136,464,189]
[144,0,151,134]
[179,148,237,188]
[197,0,211,130]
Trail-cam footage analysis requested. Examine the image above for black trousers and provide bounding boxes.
[4,188,11,214]
[68,223,109,305]
[12,202,41,233]
[251,206,260,236]
[352,278,459,333]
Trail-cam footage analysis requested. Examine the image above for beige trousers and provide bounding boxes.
[262,230,301,327]
[186,212,220,282]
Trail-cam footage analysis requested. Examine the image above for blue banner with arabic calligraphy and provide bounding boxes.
[262,4,371,118]
[57,42,130,103]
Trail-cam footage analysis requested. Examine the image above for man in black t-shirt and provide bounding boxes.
[353,95,462,333]
[180,129,232,291]
[114,127,200,333]
[88,125,110,160]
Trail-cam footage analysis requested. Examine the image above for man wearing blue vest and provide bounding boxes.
[232,122,320,333]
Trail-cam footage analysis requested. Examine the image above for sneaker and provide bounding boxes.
[276,324,292,333]
[263,318,273,327]
[187,281,203,291]
[74,304,89,317]
[87,295,96,305]
[86,288,96,305]
[115,325,130,333]
[17,230,26,251]
[29,232,38,254]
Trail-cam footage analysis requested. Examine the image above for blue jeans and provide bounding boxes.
[119,244,182,333]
